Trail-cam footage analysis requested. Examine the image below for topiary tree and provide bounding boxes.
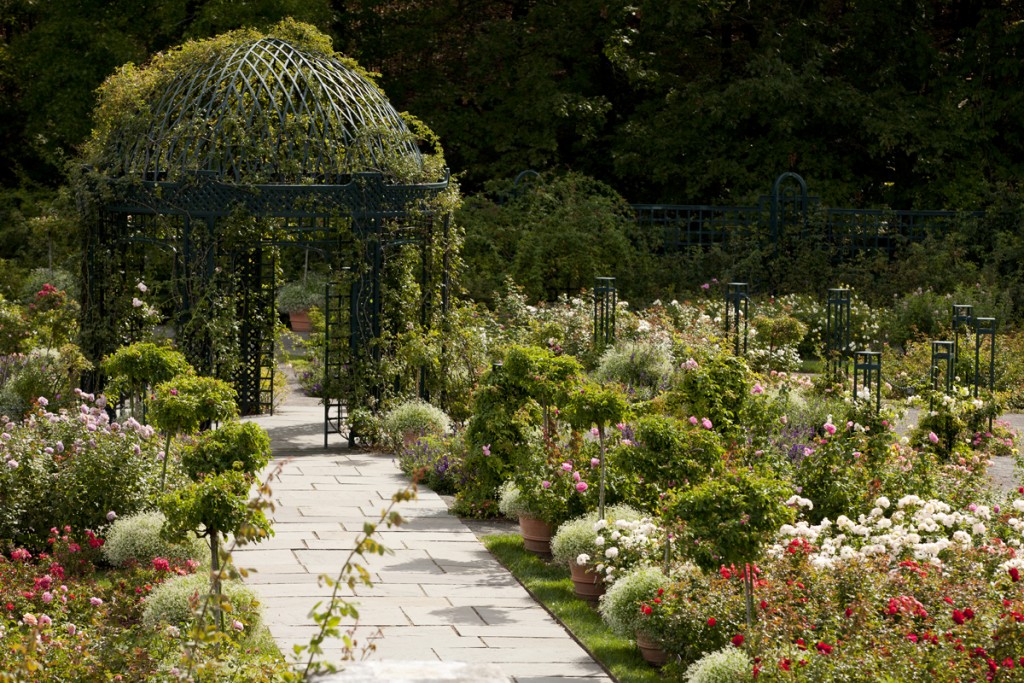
[564,381,630,518]
[101,342,194,422]
[666,467,795,635]
[611,414,725,512]
[458,345,583,517]
[148,374,238,490]
[160,420,273,628]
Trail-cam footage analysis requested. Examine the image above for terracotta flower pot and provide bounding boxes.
[635,632,668,667]
[569,561,605,604]
[288,310,312,333]
[519,515,553,557]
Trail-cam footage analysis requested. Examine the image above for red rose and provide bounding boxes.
[953,610,966,625]
[707,617,716,627]
[815,642,833,654]
[731,634,745,647]
[641,604,653,616]
[1010,567,1021,583]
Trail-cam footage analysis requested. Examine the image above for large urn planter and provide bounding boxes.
[519,515,554,557]
[569,561,605,604]
[635,632,668,667]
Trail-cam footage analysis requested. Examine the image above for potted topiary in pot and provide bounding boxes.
[276,274,327,333]
[381,399,451,451]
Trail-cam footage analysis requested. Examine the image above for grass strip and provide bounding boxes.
[483,533,664,683]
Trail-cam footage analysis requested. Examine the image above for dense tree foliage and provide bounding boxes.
[1,0,1023,276]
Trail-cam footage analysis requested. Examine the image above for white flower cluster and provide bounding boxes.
[769,495,1021,571]
[592,517,667,584]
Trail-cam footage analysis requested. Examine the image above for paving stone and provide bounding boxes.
[242,398,609,682]
[312,661,509,682]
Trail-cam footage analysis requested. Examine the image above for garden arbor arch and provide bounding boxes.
[79,30,455,439]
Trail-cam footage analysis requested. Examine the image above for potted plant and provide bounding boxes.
[551,505,643,602]
[382,399,451,451]
[598,565,670,665]
[499,438,600,556]
[276,274,327,333]
[499,481,550,555]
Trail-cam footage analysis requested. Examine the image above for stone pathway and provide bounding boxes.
[237,389,613,683]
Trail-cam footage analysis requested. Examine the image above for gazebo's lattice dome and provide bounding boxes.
[119,37,421,183]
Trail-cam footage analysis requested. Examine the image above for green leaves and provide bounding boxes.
[148,375,238,436]
[181,420,272,480]
[666,467,795,571]
[101,342,193,405]
[564,381,630,433]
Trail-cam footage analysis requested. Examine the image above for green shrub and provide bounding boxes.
[0,344,91,417]
[0,297,29,354]
[101,342,194,415]
[666,468,795,571]
[611,415,724,512]
[598,565,669,638]
[748,312,806,372]
[681,647,753,683]
[669,351,752,438]
[458,346,583,516]
[381,399,451,451]
[396,433,466,494]
[595,341,674,399]
[275,272,328,314]
[102,510,206,568]
[141,572,262,630]
[0,393,168,548]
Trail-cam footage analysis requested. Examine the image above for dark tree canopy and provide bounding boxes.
[2,0,1023,270]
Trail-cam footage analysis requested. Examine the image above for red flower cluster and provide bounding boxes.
[887,594,928,619]
[951,607,975,625]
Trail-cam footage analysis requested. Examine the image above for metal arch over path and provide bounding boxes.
[80,36,454,444]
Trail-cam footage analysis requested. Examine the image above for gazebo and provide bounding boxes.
[77,30,455,443]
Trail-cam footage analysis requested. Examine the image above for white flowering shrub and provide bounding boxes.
[682,647,753,683]
[598,565,668,638]
[776,291,887,359]
[141,572,261,630]
[102,510,206,568]
[769,494,1023,574]
[589,516,672,585]
[550,506,643,569]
